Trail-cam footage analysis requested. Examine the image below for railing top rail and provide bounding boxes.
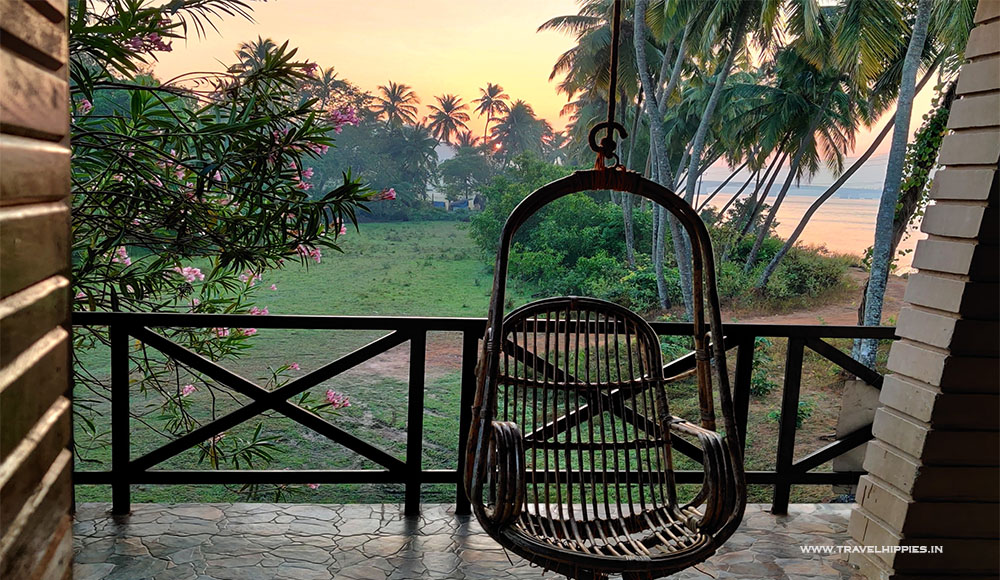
[71,311,896,339]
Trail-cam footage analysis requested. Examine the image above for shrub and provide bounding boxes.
[749,337,778,397]
[766,399,814,428]
[762,246,851,300]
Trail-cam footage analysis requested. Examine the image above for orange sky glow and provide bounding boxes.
[152,0,934,166]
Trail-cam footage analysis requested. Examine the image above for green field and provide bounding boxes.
[74,221,532,504]
[74,220,863,506]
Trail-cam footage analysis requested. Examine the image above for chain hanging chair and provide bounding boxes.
[462,4,745,579]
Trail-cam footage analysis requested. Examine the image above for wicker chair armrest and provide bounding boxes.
[485,420,525,527]
[668,417,735,535]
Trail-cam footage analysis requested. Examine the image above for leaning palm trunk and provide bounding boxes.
[660,23,696,320]
[744,142,807,272]
[683,16,745,204]
[756,121,894,287]
[716,167,760,217]
[856,0,934,368]
[724,150,787,261]
[757,61,941,290]
[698,160,750,211]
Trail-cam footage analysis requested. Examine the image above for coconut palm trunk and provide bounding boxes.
[698,160,749,211]
[716,166,760,217]
[724,149,787,261]
[744,140,808,272]
[623,90,644,268]
[856,0,934,368]
[658,22,696,319]
[634,0,674,311]
[667,11,745,317]
[683,14,746,203]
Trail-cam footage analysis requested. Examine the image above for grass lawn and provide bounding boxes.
[74,220,870,506]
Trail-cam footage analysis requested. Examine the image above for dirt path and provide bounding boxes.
[734,268,908,326]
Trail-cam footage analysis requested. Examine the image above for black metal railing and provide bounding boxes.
[72,311,894,517]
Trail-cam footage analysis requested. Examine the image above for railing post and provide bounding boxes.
[733,335,755,451]
[404,330,426,517]
[772,337,804,515]
[110,322,131,515]
[455,330,478,515]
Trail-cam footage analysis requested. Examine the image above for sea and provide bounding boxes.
[697,164,924,273]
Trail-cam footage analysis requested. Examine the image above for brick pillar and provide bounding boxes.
[848,3,1000,579]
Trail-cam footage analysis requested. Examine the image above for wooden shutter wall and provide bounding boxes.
[0,0,74,578]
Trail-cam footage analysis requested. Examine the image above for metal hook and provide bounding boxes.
[588,121,628,168]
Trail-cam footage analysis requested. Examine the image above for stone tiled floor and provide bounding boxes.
[73,503,863,579]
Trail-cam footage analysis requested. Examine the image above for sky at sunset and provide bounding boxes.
[152,0,936,175]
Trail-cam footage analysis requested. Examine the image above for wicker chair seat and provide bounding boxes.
[505,505,711,560]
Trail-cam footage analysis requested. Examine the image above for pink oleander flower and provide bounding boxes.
[238,270,262,286]
[295,180,312,191]
[295,245,322,264]
[111,246,131,266]
[302,62,319,76]
[376,187,396,201]
[77,98,93,114]
[329,107,360,134]
[339,224,347,236]
[215,327,230,338]
[75,291,86,300]
[308,143,330,155]
[306,483,320,490]
[289,362,300,370]
[181,384,196,397]
[124,36,144,51]
[149,176,163,188]
[172,266,205,283]
[124,33,172,53]
[270,284,277,291]
[248,306,269,316]
[112,174,124,182]
[241,328,257,337]
[325,389,350,409]
[301,167,314,180]
[191,298,200,307]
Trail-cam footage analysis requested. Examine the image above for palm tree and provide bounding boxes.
[757,59,943,291]
[472,83,510,141]
[427,94,471,145]
[304,66,352,110]
[738,47,860,274]
[540,0,641,111]
[454,130,480,150]
[858,0,934,368]
[372,81,420,126]
[234,37,278,73]
[385,122,438,200]
[489,100,552,165]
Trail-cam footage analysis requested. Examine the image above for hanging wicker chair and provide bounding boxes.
[464,168,747,580]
